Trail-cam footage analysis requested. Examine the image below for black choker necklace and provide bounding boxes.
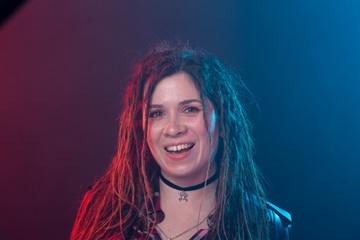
[159,171,219,202]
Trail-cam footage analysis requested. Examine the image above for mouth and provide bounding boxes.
[165,143,195,154]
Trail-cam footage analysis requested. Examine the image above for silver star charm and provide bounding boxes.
[179,191,188,202]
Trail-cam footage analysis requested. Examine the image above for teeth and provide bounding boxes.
[166,144,192,152]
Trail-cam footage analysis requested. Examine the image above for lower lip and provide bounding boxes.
[166,146,194,161]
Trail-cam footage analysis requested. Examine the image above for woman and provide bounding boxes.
[71,42,291,240]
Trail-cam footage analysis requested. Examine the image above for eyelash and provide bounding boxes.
[183,107,200,113]
[149,107,200,119]
[149,111,164,118]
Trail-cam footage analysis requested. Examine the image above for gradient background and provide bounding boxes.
[1,0,359,239]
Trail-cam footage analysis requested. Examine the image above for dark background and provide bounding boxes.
[1,0,359,239]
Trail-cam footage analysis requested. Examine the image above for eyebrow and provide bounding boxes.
[149,99,202,109]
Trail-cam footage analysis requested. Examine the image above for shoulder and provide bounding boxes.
[266,202,292,240]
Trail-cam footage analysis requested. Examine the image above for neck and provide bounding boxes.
[159,162,218,189]
[159,171,219,191]
[157,176,218,240]
[158,172,218,204]
[158,174,218,233]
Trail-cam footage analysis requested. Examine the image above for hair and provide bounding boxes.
[71,41,269,240]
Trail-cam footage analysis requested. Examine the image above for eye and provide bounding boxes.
[149,111,164,118]
[183,107,200,113]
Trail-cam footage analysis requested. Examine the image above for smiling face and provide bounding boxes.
[144,72,219,186]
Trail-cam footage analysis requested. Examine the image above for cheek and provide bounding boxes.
[146,125,154,147]
[146,123,161,150]
[189,118,208,137]
[146,126,158,160]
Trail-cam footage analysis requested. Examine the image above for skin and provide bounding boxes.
[144,72,219,187]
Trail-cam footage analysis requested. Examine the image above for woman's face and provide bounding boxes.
[144,72,219,185]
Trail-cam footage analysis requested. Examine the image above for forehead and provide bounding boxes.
[147,72,201,104]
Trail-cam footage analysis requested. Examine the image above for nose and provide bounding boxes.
[163,115,186,137]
